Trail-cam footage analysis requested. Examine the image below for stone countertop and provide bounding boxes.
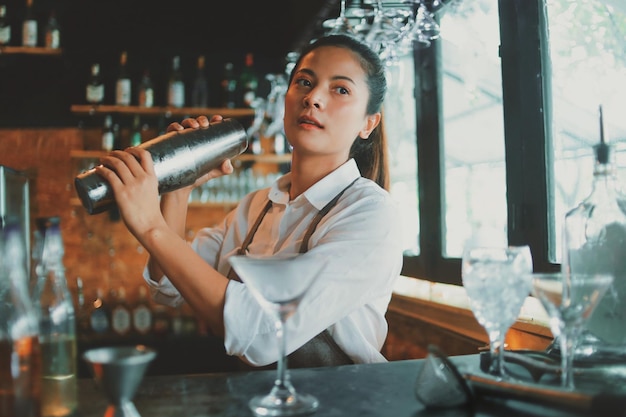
[76,354,623,417]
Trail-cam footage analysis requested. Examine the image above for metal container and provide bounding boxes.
[75,118,248,215]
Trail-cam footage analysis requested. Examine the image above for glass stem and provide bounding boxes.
[489,331,505,377]
[559,327,577,390]
[271,318,294,399]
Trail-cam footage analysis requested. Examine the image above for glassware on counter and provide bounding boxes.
[229,253,320,416]
[0,222,42,417]
[531,272,613,389]
[31,216,78,417]
[461,245,533,379]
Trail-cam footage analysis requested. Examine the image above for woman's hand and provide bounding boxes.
[95,147,164,238]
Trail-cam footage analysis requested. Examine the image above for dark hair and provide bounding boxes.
[289,34,390,190]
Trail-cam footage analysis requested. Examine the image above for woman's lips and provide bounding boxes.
[298,115,323,128]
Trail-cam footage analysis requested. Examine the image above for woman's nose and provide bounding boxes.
[303,90,323,109]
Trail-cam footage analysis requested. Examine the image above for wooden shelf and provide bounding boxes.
[70,149,292,164]
[0,46,63,55]
[70,104,255,119]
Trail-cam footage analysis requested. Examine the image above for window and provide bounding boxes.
[398,0,626,285]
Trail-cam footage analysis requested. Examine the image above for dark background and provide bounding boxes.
[0,0,336,127]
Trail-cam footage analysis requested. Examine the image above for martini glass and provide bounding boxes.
[229,253,320,416]
[531,272,613,389]
[461,245,533,379]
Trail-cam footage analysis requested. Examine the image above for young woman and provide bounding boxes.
[96,34,403,368]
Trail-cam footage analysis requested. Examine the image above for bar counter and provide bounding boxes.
[76,353,626,417]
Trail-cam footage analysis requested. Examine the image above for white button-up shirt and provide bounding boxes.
[144,159,403,366]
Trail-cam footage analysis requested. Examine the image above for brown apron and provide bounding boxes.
[227,179,358,369]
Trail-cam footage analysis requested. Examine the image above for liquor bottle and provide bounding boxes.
[110,287,131,338]
[112,121,122,150]
[562,105,626,355]
[152,305,170,338]
[115,51,131,106]
[89,287,110,338]
[132,286,152,337]
[0,5,11,46]
[31,217,77,417]
[74,277,91,340]
[220,62,237,109]
[191,55,209,108]
[43,10,59,49]
[86,63,104,105]
[22,0,37,47]
[137,69,154,108]
[101,114,114,151]
[0,223,42,417]
[167,55,185,108]
[239,53,259,108]
[130,115,142,147]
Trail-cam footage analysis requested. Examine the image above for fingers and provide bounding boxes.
[97,149,151,182]
[165,115,224,133]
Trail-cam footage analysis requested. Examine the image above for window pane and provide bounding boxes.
[386,55,420,255]
[441,1,507,257]
[547,0,626,262]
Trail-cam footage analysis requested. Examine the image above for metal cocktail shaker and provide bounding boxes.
[75,118,248,215]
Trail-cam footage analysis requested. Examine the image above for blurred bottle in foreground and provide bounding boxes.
[31,217,77,417]
[1,222,42,417]
[562,105,626,358]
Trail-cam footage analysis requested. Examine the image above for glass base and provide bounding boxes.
[249,392,319,416]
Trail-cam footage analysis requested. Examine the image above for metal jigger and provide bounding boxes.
[83,345,157,417]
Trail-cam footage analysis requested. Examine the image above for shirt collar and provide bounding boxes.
[267,159,361,210]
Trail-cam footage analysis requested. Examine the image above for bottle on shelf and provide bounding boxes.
[101,114,114,151]
[43,10,59,49]
[110,287,131,338]
[152,305,171,338]
[167,55,185,108]
[31,216,78,417]
[239,52,259,108]
[86,63,104,105]
[562,105,626,356]
[132,286,153,337]
[0,5,11,46]
[21,0,37,47]
[89,287,110,338]
[130,114,142,147]
[0,222,42,417]
[115,51,131,106]
[112,121,122,150]
[220,62,237,109]
[137,69,154,108]
[75,277,91,339]
[191,55,209,108]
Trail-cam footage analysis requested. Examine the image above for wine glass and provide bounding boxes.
[461,245,533,378]
[531,272,613,389]
[228,253,320,416]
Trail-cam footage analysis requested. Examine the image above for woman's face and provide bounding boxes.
[283,45,380,161]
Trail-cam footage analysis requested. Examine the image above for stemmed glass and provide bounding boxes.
[461,245,533,378]
[323,0,354,36]
[229,253,320,416]
[531,272,613,389]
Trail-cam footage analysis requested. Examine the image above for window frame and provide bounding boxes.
[401,0,560,285]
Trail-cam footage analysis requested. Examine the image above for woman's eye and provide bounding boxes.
[296,78,312,87]
[336,86,349,95]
